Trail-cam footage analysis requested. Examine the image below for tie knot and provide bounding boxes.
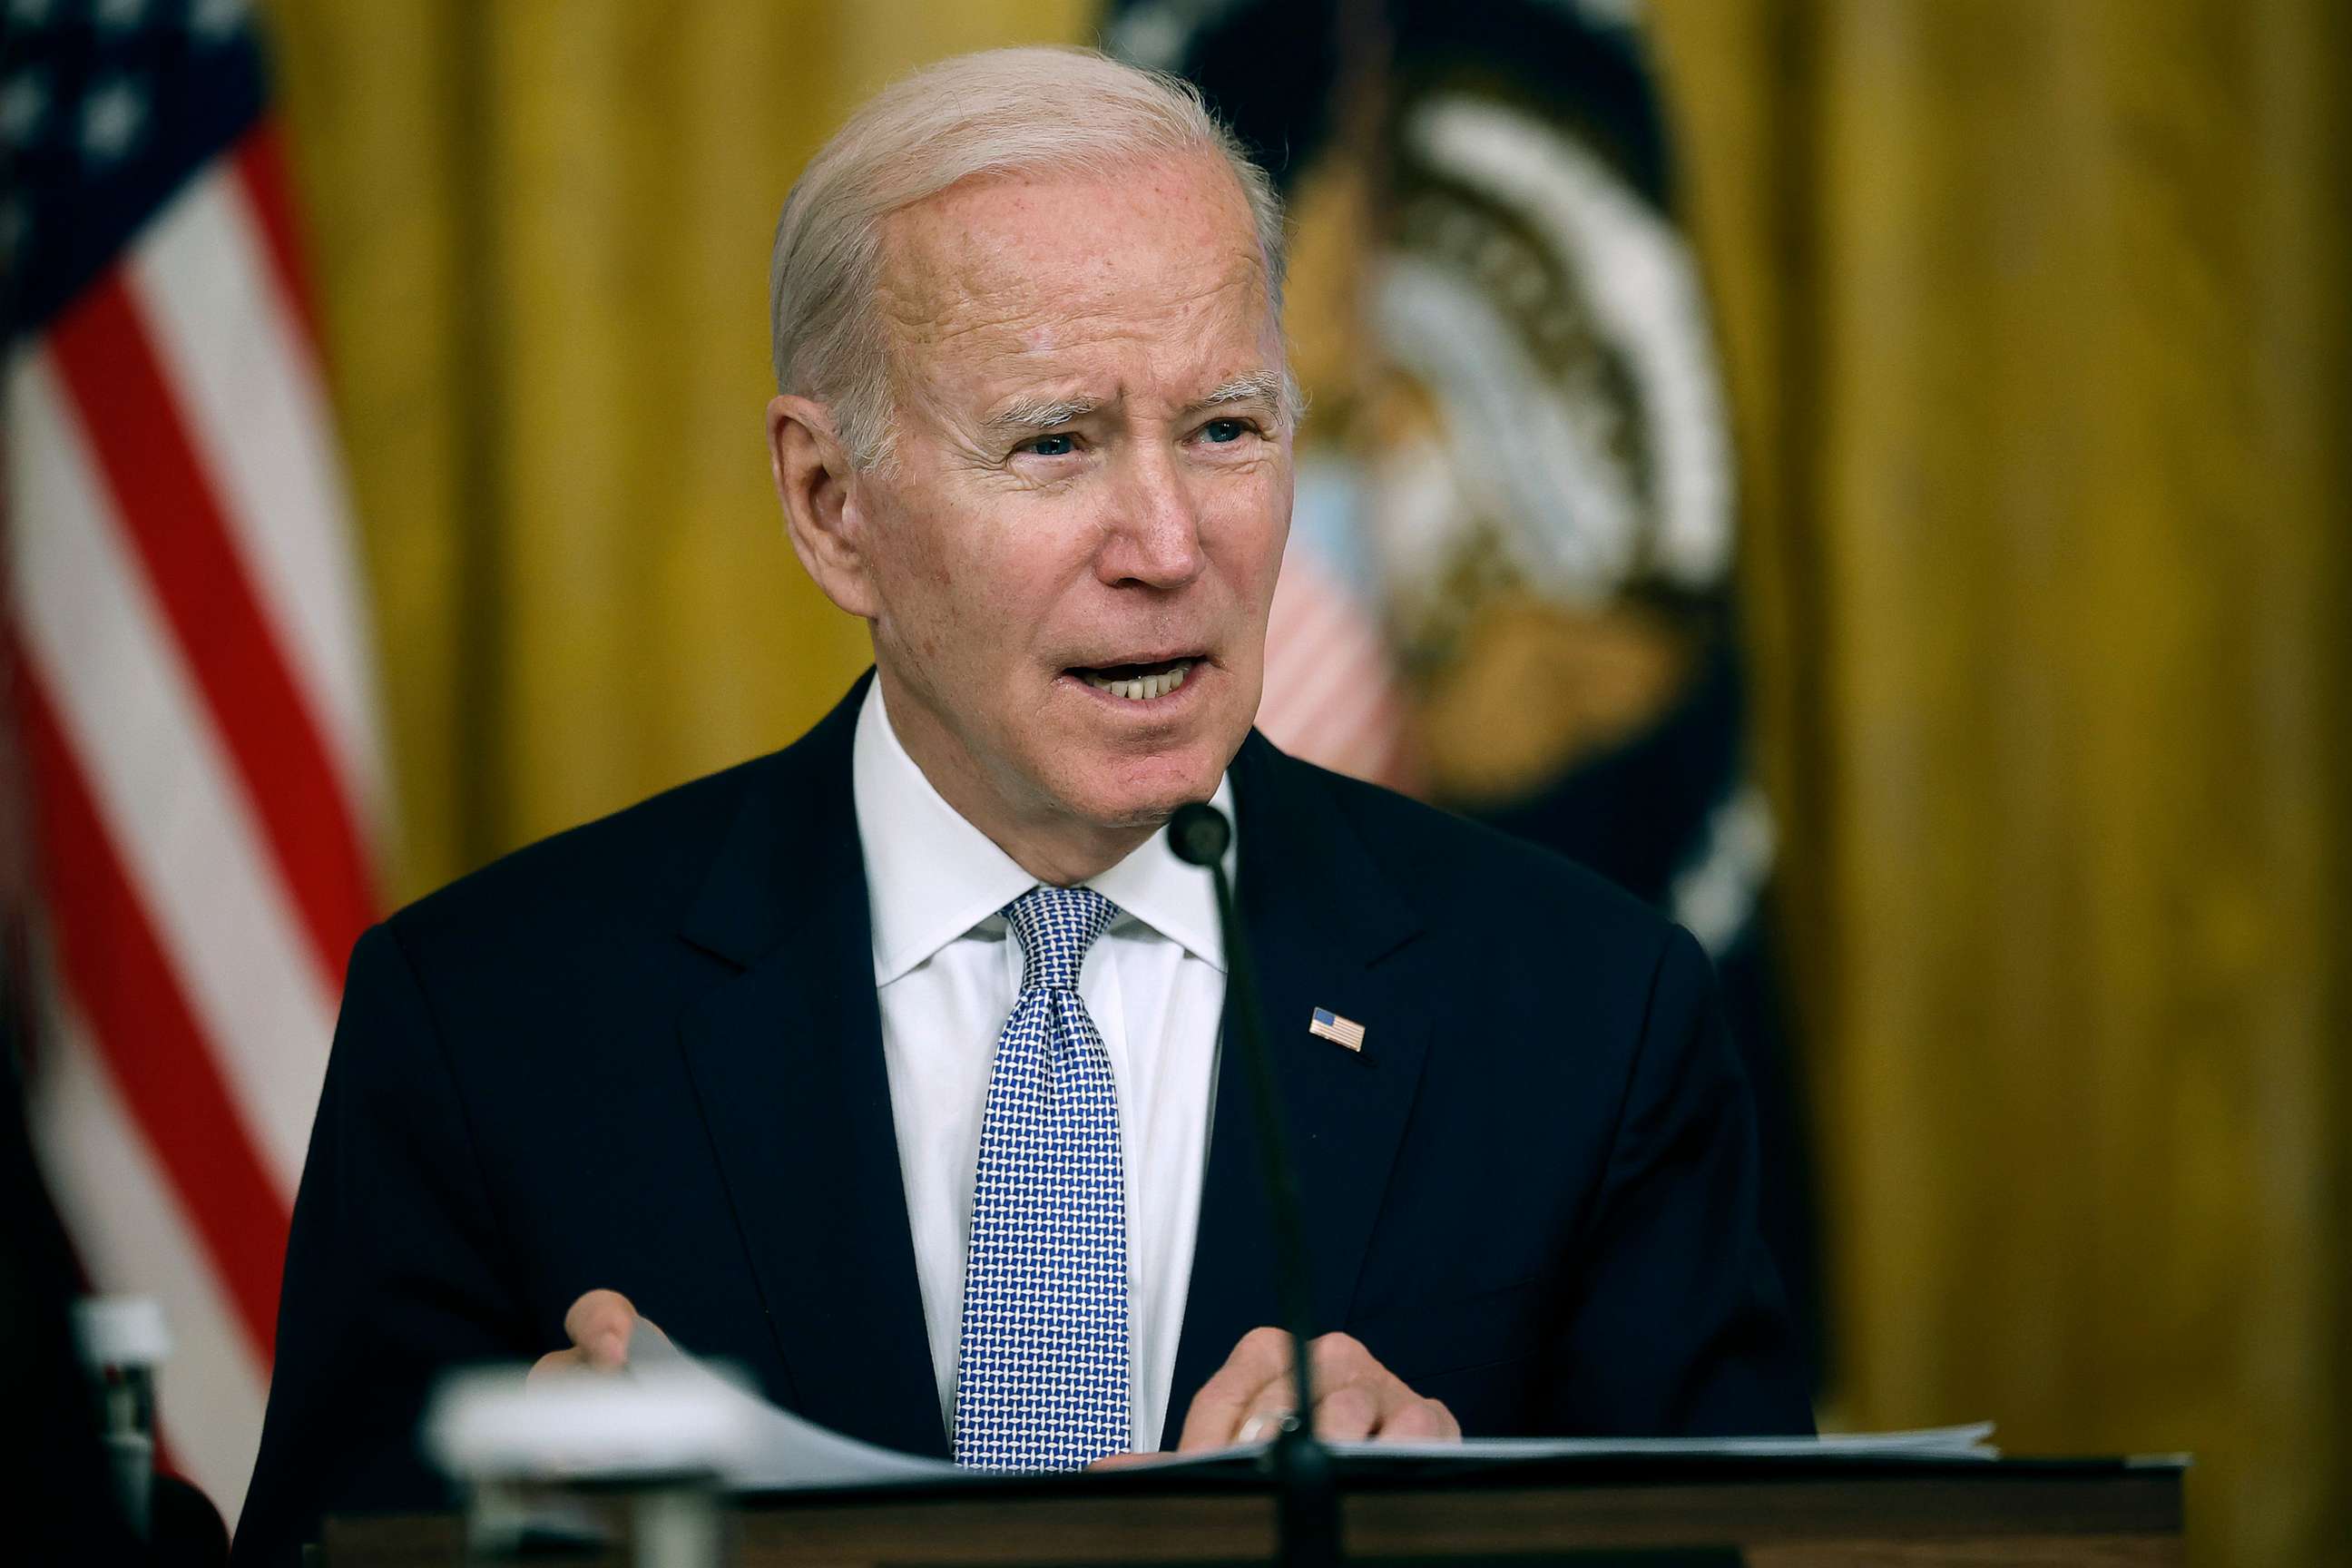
[1004,886,1119,993]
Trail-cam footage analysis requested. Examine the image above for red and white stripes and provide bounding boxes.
[6,123,380,1524]
[1254,535,1416,791]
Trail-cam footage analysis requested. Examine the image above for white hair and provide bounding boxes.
[768,45,1290,469]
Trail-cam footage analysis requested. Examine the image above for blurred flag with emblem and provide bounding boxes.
[2,0,383,1519]
[1111,0,1824,1382]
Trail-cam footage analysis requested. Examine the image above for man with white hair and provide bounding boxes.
[233,46,1808,1565]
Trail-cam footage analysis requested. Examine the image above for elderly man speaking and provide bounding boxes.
[232,45,1808,1564]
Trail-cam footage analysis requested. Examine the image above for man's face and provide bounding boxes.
[844,152,1292,838]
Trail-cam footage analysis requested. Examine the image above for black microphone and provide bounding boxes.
[1169,801,1339,1568]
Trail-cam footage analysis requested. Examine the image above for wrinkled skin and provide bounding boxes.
[769,151,1293,885]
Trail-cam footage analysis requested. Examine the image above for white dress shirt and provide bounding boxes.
[850,681,1232,1452]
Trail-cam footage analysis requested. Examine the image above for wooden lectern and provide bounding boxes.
[321,1454,2187,1566]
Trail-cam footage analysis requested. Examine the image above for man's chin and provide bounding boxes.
[1051,742,1236,834]
[1067,779,1216,835]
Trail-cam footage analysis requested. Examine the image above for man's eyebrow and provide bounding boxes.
[1187,371,1286,413]
[980,374,1285,440]
[982,395,1102,438]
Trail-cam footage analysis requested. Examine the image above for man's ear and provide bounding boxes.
[769,394,879,619]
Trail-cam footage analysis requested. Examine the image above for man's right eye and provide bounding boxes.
[1019,433,1078,457]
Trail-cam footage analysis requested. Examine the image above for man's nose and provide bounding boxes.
[1098,446,1207,589]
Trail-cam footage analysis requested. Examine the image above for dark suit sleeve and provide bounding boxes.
[232,924,529,1566]
[1550,926,1814,1435]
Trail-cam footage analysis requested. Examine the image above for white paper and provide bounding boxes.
[625,1322,960,1488]
[626,1326,1996,1492]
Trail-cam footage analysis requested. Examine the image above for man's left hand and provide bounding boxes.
[1173,1326,1461,1449]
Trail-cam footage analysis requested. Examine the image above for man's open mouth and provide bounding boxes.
[1069,656,1199,701]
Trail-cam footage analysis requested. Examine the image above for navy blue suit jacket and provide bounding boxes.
[233,677,1809,1563]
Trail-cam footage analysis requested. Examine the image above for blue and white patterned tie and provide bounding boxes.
[952,886,1131,1470]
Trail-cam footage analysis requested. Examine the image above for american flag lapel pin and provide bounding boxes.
[1308,1006,1367,1053]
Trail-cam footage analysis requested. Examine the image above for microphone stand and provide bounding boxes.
[1170,803,1340,1568]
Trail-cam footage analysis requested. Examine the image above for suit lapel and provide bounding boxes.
[1163,736,1433,1447]
[674,675,948,1459]
[670,698,1433,1456]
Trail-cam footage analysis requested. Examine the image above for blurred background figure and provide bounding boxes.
[5,4,2343,1566]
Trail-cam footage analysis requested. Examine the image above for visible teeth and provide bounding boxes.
[1083,661,1193,701]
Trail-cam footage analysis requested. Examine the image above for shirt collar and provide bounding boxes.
[850,680,1235,985]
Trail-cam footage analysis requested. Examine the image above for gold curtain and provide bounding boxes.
[265,2,2347,1563]
[1652,2,2351,1563]
[262,0,1096,897]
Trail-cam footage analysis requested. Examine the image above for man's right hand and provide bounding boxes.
[529,1289,667,1381]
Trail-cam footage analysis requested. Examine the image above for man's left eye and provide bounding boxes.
[1201,418,1251,445]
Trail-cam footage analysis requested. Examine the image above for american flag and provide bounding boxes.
[1255,525,1416,790]
[3,0,380,1524]
[1307,1006,1366,1052]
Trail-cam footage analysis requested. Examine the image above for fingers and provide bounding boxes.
[1303,1333,1393,1442]
[524,1289,646,1387]
[1377,1396,1460,1441]
[525,1289,674,1389]
[1086,1451,1161,1470]
[1174,1328,1465,1448]
[1232,1372,1305,1446]
[1303,1332,1460,1443]
[565,1288,644,1369]
[1175,1326,1291,1451]
[1308,1384,1379,1443]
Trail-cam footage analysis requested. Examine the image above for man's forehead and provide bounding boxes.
[892,148,1257,255]
[874,152,1270,351]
